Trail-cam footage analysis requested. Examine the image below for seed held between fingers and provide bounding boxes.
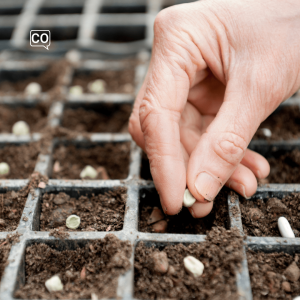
[183,188,196,207]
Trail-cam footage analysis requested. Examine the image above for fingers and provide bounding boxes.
[187,79,264,203]
[189,201,214,218]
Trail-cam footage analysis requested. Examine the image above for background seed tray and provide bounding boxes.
[0,0,194,54]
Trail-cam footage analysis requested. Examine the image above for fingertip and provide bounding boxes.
[189,201,213,218]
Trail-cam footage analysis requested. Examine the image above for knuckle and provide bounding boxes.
[213,132,247,166]
[154,6,179,34]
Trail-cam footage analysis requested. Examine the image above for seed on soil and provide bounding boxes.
[80,165,98,179]
[65,49,81,64]
[69,85,83,96]
[183,256,204,277]
[24,82,42,96]
[66,214,80,229]
[260,128,272,137]
[147,207,164,225]
[0,162,9,175]
[0,219,5,227]
[12,121,30,135]
[278,216,295,238]
[284,261,300,282]
[152,251,169,274]
[45,275,63,293]
[183,188,196,207]
[87,79,106,94]
[152,220,167,233]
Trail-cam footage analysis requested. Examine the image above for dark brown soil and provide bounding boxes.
[0,143,39,179]
[134,227,244,300]
[40,187,126,232]
[51,142,130,180]
[0,62,63,95]
[0,190,28,231]
[71,68,135,93]
[139,188,229,234]
[240,193,300,237]
[62,104,131,133]
[254,106,300,140]
[15,234,132,299]
[0,104,49,133]
[247,250,300,299]
[266,149,300,183]
[140,151,152,180]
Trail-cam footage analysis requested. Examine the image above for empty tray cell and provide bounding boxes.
[140,152,152,180]
[38,186,127,232]
[51,141,130,180]
[138,187,230,234]
[0,64,61,96]
[62,103,132,133]
[0,27,14,40]
[0,142,39,179]
[0,5,23,15]
[249,144,300,184]
[240,191,300,238]
[71,68,135,94]
[38,1,83,15]
[0,188,27,231]
[135,227,243,299]
[254,105,300,141]
[95,25,146,43]
[0,103,49,133]
[247,244,300,299]
[14,235,132,299]
[100,0,146,13]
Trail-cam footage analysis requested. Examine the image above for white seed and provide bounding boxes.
[24,82,42,95]
[12,121,30,135]
[80,165,98,179]
[183,256,204,277]
[45,275,63,293]
[0,162,9,175]
[87,79,106,94]
[278,216,295,238]
[69,85,83,96]
[293,297,300,300]
[260,128,272,138]
[66,214,80,229]
[183,189,196,207]
[65,49,81,64]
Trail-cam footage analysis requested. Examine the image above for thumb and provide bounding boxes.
[187,78,264,203]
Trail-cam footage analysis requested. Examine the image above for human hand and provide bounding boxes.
[129,0,300,217]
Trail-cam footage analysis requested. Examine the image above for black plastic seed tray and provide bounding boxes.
[1,0,195,54]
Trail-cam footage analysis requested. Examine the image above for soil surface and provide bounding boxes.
[71,68,135,94]
[266,148,300,183]
[0,190,28,231]
[139,188,229,234]
[0,143,39,179]
[62,104,131,133]
[51,142,130,180]
[40,187,126,232]
[254,106,300,140]
[247,250,300,299]
[15,234,132,299]
[0,103,49,133]
[134,227,244,300]
[0,61,63,95]
[240,193,300,237]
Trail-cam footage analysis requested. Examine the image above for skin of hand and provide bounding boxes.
[129,0,300,217]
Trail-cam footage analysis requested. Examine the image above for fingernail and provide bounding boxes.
[228,181,249,199]
[189,208,195,218]
[195,172,222,201]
